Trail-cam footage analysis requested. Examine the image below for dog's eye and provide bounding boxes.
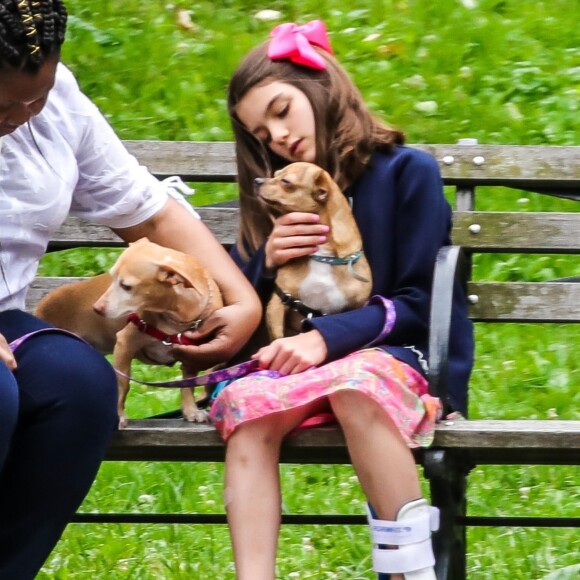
[281,178,294,189]
[119,281,132,292]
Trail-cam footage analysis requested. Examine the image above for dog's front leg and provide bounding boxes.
[266,292,286,340]
[180,380,208,423]
[180,389,208,423]
[113,327,138,429]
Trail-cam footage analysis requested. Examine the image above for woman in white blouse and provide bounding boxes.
[0,2,260,577]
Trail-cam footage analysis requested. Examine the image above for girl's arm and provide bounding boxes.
[307,150,451,360]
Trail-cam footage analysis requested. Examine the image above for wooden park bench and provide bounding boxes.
[28,141,580,579]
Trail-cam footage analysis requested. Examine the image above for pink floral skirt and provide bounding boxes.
[209,348,442,448]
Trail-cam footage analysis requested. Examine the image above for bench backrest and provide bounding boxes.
[30,142,580,328]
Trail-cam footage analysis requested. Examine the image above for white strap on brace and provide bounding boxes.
[372,541,435,574]
[367,506,439,574]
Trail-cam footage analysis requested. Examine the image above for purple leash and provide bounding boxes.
[9,328,264,388]
[113,359,262,388]
[9,327,86,351]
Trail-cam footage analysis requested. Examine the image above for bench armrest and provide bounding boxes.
[428,245,470,411]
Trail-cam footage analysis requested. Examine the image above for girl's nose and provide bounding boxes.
[269,121,289,144]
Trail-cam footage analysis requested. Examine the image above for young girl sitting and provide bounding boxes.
[208,20,474,580]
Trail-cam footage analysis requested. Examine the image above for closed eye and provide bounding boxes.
[280,178,295,190]
[276,103,289,118]
[119,281,132,292]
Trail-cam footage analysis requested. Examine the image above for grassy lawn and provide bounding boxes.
[36,0,579,578]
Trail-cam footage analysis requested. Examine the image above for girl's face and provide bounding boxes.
[0,57,57,137]
[235,81,316,163]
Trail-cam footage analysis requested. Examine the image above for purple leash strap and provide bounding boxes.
[114,359,261,388]
[9,328,88,351]
[10,328,262,389]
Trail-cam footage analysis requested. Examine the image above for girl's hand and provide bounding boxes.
[0,332,17,371]
[252,330,328,375]
[265,212,329,270]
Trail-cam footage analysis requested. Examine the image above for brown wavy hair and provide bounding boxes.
[228,40,405,257]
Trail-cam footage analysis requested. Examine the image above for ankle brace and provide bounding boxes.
[367,499,439,579]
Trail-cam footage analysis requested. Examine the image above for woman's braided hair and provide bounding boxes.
[0,0,67,72]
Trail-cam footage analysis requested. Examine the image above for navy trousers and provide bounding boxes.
[0,310,117,579]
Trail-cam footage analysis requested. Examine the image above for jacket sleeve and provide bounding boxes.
[306,150,452,361]
[230,242,275,305]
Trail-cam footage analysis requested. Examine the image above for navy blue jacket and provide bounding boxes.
[231,146,474,413]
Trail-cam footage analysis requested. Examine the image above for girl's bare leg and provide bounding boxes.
[328,389,423,580]
[224,399,329,580]
[329,389,421,517]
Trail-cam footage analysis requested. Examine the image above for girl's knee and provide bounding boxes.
[228,415,287,449]
[329,389,383,428]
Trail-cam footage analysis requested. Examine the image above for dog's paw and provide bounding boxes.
[183,408,209,423]
[118,415,129,430]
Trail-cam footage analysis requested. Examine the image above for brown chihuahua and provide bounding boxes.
[255,162,372,339]
[35,238,223,428]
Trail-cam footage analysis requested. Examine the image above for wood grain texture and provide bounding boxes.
[121,141,580,189]
[453,212,580,252]
[105,419,580,465]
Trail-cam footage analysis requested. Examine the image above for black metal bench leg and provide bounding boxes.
[423,449,472,580]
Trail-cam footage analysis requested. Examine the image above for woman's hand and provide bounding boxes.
[252,329,328,375]
[171,303,258,375]
[0,332,17,371]
[265,212,329,270]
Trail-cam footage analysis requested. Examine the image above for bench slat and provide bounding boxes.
[420,144,580,189]
[453,212,580,252]
[46,207,240,250]
[121,141,580,191]
[105,419,580,465]
[47,210,580,252]
[467,282,580,322]
[28,278,580,323]
[124,140,237,181]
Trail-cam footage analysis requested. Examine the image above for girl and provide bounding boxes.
[209,20,474,580]
[0,1,260,577]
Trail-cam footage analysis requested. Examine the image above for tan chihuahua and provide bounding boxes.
[255,162,372,339]
[35,238,223,428]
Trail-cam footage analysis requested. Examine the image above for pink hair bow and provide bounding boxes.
[268,20,333,70]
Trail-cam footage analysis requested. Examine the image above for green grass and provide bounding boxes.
[35,0,580,577]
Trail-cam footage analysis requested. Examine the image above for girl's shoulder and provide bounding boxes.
[357,146,441,190]
[373,145,440,172]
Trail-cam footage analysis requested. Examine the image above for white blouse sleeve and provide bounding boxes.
[57,65,182,229]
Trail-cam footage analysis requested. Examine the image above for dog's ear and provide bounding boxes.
[157,266,189,286]
[157,263,206,295]
[313,168,332,203]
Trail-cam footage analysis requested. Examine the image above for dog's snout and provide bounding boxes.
[254,177,266,197]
